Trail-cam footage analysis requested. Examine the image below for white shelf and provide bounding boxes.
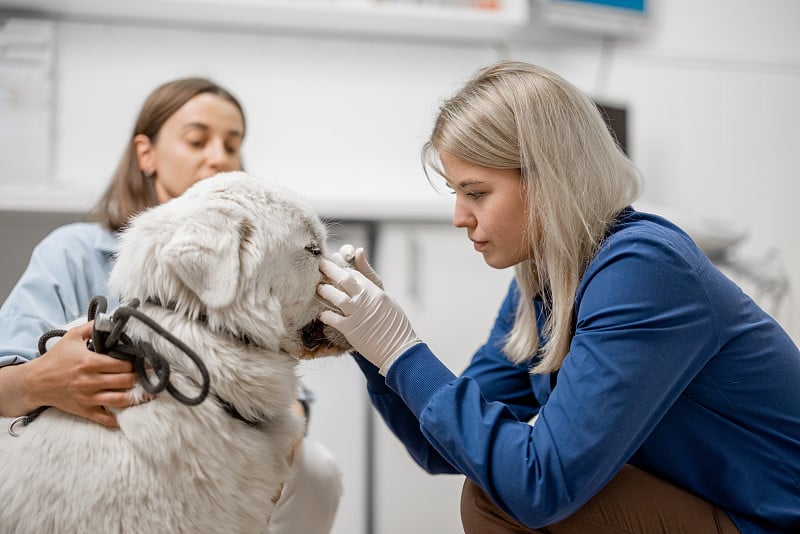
[0,0,530,42]
[0,183,456,221]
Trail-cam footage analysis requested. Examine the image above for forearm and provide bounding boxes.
[386,345,580,526]
[0,361,39,417]
[353,352,458,474]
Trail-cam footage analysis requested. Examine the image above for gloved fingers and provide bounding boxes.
[353,247,383,288]
[320,258,366,297]
[329,252,346,268]
[326,245,383,287]
[318,309,344,328]
[329,252,348,268]
[316,282,357,315]
[329,244,357,268]
[319,258,351,286]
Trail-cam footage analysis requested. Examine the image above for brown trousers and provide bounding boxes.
[461,465,740,534]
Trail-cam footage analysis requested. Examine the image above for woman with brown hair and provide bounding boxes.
[0,77,342,533]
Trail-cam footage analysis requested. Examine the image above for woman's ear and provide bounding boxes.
[133,134,155,175]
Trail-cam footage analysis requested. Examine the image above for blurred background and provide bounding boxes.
[1,1,798,532]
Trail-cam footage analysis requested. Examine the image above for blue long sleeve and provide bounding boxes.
[360,210,800,533]
[354,281,541,475]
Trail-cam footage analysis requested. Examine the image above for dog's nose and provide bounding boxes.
[299,320,326,350]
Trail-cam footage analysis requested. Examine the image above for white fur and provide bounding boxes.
[0,172,349,533]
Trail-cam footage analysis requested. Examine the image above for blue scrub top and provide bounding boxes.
[358,209,800,533]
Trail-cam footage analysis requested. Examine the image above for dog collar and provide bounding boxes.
[214,396,264,427]
[143,297,262,349]
[141,297,271,427]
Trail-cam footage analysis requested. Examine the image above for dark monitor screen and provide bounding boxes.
[595,102,628,156]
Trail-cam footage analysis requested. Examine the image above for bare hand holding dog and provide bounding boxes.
[318,254,420,375]
[19,321,139,427]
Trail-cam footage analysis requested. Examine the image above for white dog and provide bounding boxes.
[0,171,350,533]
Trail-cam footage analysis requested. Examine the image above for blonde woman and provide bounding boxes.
[318,61,800,533]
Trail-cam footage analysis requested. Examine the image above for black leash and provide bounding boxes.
[9,296,211,436]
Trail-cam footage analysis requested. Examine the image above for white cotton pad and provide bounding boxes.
[339,244,356,266]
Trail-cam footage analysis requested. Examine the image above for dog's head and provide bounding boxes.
[108,171,350,359]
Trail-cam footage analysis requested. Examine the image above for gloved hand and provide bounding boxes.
[317,252,420,376]
[330,244,383,288]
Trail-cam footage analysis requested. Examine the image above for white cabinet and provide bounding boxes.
[372,221,514,533]
[295,220,376,534]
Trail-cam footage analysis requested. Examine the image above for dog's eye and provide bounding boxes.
[305,244,321,256]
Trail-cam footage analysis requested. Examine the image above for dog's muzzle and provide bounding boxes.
[298,318,351,358]
[299,319,327,350]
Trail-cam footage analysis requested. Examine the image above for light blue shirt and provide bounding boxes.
[0,223,119,367]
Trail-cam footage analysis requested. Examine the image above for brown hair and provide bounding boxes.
[89,77,246,231]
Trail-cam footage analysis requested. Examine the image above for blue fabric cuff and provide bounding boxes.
[385,343,457,419]
[351,351,395,395]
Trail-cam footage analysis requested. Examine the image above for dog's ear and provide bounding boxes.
[158,210,246,309]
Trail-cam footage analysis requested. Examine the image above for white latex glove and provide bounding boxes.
[318,257,420,375]
[329,244,356,268]
[350,247,383,289]
[330,244,383,287]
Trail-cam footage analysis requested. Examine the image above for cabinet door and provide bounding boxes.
[373,222,514,534]
[296,221,375,534]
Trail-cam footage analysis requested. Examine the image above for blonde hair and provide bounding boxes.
[423,61,641,374]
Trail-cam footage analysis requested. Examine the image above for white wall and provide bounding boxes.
[6,0,797,338]
[2,1,799,532]
[508,0,800,340]
[46,20,498,218]
[4,1,799,330]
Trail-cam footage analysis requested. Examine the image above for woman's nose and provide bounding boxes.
[452,195,473,229]
[206,139,235,170]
